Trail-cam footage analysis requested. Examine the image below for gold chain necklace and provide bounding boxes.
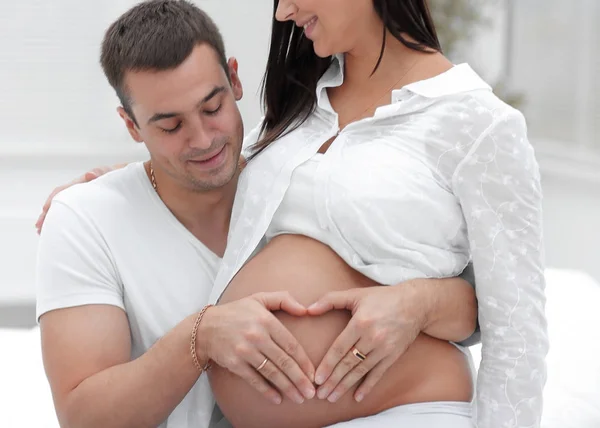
[149,162,158,192]
[337,58,420,131]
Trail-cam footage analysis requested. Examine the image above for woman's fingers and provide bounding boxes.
[36,170,104,234]
[36,185,68,233]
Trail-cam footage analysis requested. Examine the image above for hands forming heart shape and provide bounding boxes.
[199,283,429,405]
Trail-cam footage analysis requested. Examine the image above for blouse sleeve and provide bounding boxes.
[453,110,549,428]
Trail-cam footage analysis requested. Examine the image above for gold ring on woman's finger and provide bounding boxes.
[256,357,269,371]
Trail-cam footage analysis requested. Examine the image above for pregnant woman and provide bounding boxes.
[37,0,548,427]
[206,0,548,427]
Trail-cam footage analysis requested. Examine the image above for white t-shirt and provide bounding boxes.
[35,161,221,428]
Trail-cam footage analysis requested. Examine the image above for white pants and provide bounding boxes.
[324,401,474,428]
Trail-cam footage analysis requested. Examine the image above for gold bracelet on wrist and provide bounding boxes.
[190,304,213,373]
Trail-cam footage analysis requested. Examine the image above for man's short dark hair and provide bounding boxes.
[100,0,228,126]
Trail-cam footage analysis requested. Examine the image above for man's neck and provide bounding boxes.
[144,162,237,257]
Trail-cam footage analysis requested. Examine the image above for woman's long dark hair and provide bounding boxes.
[248,0,441,159]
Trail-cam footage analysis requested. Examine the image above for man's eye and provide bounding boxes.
[161,122,182,134]
[205,104,222,116]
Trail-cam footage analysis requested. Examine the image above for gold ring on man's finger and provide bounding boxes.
[256,357,269,371]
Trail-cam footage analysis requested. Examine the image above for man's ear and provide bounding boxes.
[227,57,243,101]
[117,107,143,143]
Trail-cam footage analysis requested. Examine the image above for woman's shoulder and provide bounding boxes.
[421,86,527,149]
[413,89,529,185]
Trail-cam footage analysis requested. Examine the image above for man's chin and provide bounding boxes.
[186,165,237,192]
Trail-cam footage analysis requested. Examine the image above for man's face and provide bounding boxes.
[119,44,244,192]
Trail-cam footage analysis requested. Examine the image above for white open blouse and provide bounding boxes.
[209,54,549,428]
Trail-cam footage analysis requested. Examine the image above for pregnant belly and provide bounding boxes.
[208,235,473,428]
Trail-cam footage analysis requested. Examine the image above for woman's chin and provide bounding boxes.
[311,41,335,59]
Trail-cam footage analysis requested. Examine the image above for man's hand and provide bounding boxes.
[306,284,423,403]
[306,277,477,403]
[199,292,317,405]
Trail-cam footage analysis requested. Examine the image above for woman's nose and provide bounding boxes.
[275,0,298,22]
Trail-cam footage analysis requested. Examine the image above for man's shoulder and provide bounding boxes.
[53,162,148,217]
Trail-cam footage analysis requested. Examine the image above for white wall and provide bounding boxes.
[464,0,600,283]
[538,151,600,282]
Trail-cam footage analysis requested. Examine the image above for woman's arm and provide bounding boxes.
[453,110,548,428]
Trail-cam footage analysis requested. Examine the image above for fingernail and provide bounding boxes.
[315,374,325,385]
[355,392,364,402]
[304,386,315,399]
[273,395,282,405]
[317,388,329,400]
[293,393,304,404]
[327,392,339,403]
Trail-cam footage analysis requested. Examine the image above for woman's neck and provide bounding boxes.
[343,29,417,84]
[342,30,450,93]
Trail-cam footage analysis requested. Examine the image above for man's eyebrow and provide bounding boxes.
[147,112,179,124]
[147,86,227,125]
[197,86,227,107]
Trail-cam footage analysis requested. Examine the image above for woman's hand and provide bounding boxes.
[199,292,317,405]
[306,282,429,403]
[35,163,127,234]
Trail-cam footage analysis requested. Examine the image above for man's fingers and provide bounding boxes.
[262,338,316,400]
[268,319,316,391]
[315,345,362,400]
[323,341,379,403]
[253,356,306,404]
[234,363,283,405]
[256,292,307,316]
[314,323,359,386]
[307,290,358,315]
[353,357,394,403]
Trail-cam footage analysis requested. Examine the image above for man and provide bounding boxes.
[35,1,477,427]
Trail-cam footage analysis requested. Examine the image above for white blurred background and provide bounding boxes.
[1,0,599,426]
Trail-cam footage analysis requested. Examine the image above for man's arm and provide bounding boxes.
[456,263,481,346]
[37,199,316,428]
[41,305,201,428]
[37,199,203,428]
[414,274,478,343]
